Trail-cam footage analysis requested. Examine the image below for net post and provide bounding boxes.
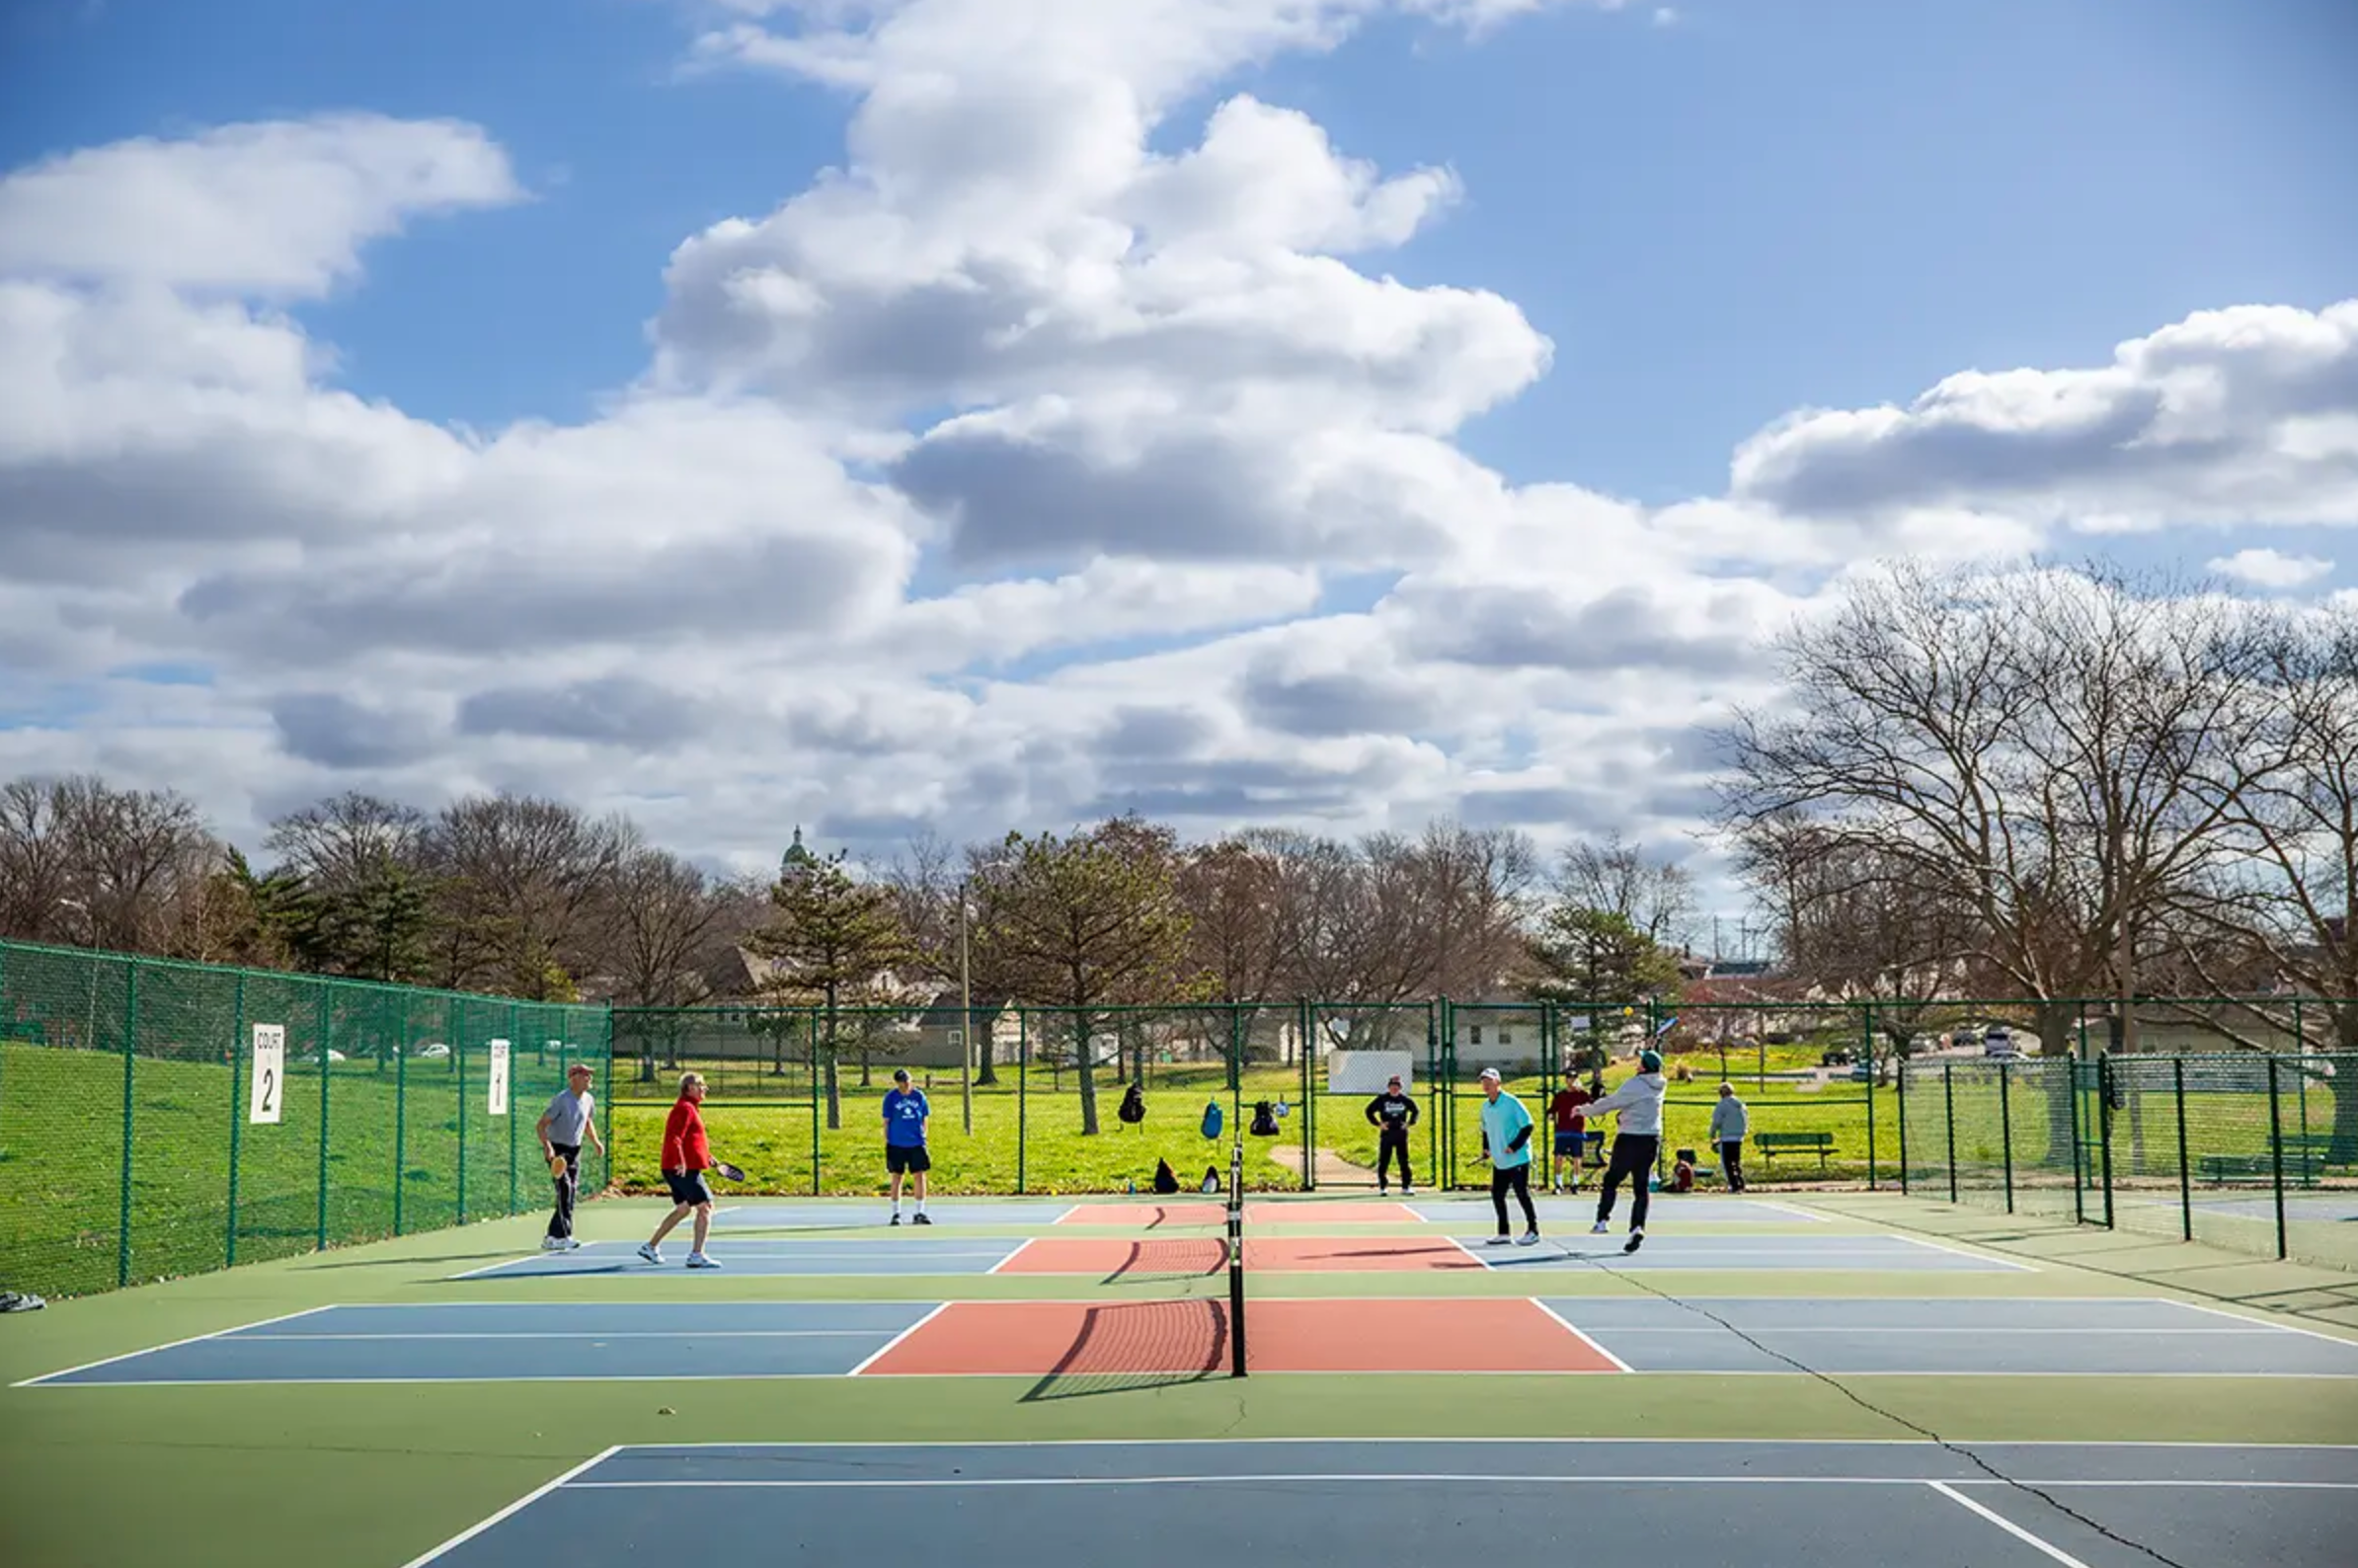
[117,958,138,1291]
[2263,1052,2282,1263]
[2173,1057,2190,1241]
[1999,1059,2013,1214]
[1227,1138,1246,1377]
[226,972,246,1266]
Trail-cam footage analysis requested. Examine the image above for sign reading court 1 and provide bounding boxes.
[248,1023,286,1124]
[488,1038,511,1116]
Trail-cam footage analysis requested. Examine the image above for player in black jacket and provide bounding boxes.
[1364,1075,1419,1195]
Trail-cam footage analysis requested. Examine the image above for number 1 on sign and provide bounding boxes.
[249,1024,285,1124]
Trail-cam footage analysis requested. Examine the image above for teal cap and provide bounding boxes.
[1639,1050,1663,1073]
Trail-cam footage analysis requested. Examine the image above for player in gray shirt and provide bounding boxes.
[536,1063,605,1250]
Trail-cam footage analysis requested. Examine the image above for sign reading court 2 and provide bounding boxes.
[248,1023,285,1124]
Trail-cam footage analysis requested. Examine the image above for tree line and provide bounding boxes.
[1717,564,2358,1070]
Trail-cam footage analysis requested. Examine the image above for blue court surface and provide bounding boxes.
[455,1237,1026,1279]
[29,1296,2356,1386]
[1470,1233,2029,1272]
[403,1439,2358,1568]
[709,1202,1074,1229]
[1411,1196,1833,1225]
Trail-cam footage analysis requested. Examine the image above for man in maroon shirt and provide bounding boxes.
[638,1073,721,1269]
[1548,1069,1597,1193]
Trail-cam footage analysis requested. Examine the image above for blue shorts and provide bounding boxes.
[1554,1130,1585,1156]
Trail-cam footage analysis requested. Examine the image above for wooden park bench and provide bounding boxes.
[1755,1130,1837,1170]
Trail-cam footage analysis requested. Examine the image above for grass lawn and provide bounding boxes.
[0,1041,608,1300]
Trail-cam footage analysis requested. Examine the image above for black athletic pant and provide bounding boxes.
[1718,1138,1745,1192]
[1376,1128,1413,1189]
[1490,1161,1537,1234]
[1594,1134,1659,1232]
[547,1142,582,1239]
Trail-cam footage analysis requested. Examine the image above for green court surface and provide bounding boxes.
[4,1188,2355,1568]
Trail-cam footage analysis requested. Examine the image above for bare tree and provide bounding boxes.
[600,848,745,1007]
[420,793,634,998]
[1555,831,1696,950]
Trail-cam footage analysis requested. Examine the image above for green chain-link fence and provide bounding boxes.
[0,940,613,1300]
[1899,1038,2358,1272]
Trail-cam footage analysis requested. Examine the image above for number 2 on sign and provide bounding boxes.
[250,1023,285,1124]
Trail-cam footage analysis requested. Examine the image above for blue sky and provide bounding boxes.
[8,0,2350,507]
[0,0,2353,915]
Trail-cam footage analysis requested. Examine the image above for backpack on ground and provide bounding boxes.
[1152,1157,1180,1195]
[1119,1081,1145,1126]
[1201,1165,1222,1194]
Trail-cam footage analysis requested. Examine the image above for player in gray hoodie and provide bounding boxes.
[1580,1050,1668,1253]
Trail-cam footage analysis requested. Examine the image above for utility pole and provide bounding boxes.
[959,877,974,1135]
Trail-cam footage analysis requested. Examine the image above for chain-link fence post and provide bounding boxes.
[2069,1056,2085,1225]
[1942,1061,1957,1203]
[2096,1053,2115,1230]
[314,987,332,1251]
[116,960,138,1291]
[456,1020,468,1225]
[507,1003,520,1217]
[2263,1052,2282,1263]
[1897,1057,1911,1194]
[1015,1006,1029,1195]
[1861,1001,1878,1189]
[393,995,409,1236]
[1998,1058,2013,1213]
[225,972,246,1265]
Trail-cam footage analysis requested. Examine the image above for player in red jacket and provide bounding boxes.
[639,1073,722,1269]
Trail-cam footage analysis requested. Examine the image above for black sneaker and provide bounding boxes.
[890,1214,902,1225]
[912,1213,932,1225]
[1623,1230,1645,1254]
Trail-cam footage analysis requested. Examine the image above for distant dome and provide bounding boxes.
[780,825,819,874]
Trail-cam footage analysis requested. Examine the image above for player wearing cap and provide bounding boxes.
[1364,1073,1419,1196]
[1582,1050,1669,1253]
[883,1067,931,1225]
[535,1062,604,1251]
[1475,1068,1539,1246]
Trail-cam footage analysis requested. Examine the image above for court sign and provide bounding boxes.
[249,1023,285,1124]
[488,1039,511,1116]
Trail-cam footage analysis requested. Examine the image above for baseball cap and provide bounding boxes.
[1478,1067,1501,1082]
[892,1067,911,1083]
[1639,1050,1663,1073]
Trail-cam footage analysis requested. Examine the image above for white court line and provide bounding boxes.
[984,1239,1036,1275]
[229,1330,902,1341]
[1530,1297,1635,1373]
[1753,1200,1835,1223]
[448,1254,550,1280]
[399,1446,621,1568]
[845,1301,951,1375]
[12,1304,340,1387]
[1887,1233,2039,1272]
[555,1472,2358,1493]
[597,1436,2358,1450]
[2168,1299,2358,1349]
[1926,1480,2094,1568]
[1447,1235,1501,1269]
[1591,1325,2287,1336]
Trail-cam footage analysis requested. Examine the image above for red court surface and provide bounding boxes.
[1059,1201,1420,1226]
[993,1235,1478,1275]
[857,1297,1619,1375]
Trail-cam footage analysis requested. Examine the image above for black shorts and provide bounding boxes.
[885,1144,930,1174]
[664,1170,713,1206]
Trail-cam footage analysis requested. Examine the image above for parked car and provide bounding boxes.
[1982,1026,2019,1059]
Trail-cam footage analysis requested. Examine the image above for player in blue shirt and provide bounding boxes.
[882,1067,931,1225]
[1476,1067,1540,1246]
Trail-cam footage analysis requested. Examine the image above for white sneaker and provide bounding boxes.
[563,1237,584,1250]
[636,1242,663,1264]
[541,1236,568,1251]
[1519,1229,1539,1246]
[1591,1221,1610,1234]
[685,1252,721,1269]
[1486,1234,1513,1246]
